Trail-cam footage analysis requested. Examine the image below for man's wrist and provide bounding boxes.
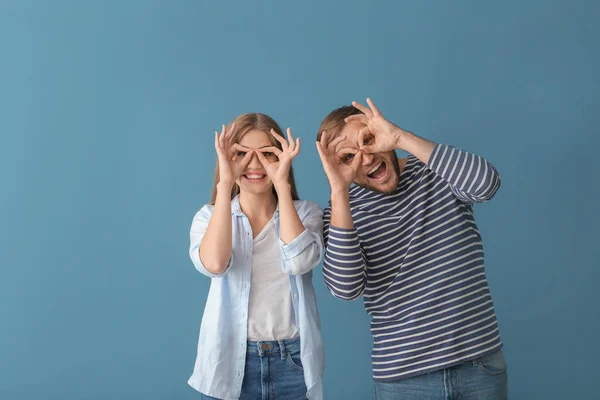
[331,189,350,205]
[394,128,410,151]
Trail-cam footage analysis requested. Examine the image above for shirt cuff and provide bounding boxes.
[279,228,314,260]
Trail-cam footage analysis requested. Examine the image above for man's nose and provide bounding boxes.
[362,152,374,166]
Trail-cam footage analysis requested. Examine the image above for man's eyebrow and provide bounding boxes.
[335,145,358,153]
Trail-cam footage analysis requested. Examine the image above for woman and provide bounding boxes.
[188,113,325,400]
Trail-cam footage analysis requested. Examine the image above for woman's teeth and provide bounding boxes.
[245,174,266,180]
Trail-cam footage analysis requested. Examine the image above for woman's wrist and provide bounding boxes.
[273,181,291,194]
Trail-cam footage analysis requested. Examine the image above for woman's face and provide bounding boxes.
[235,129,279,195]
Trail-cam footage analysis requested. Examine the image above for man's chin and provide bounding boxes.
[355,153,401,194]
[357,176,399,194]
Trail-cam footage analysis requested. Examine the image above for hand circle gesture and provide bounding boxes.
[316,131,363,193]
[255,128,301,188]
[344,98,406,153]
[214,123,254,184]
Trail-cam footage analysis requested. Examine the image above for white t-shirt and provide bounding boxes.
[247,218,299,341]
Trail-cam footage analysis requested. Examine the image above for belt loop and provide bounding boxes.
[257,342,263,357]
[278,340,286,360]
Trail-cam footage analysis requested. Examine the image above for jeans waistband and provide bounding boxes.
[246,337,301,358]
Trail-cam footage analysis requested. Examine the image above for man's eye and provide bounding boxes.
[236,151,247,157]
[263,152,274,157]
[344,154,355,163]
[363,135,373,145]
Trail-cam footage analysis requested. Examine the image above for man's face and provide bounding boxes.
[335,121,401,194]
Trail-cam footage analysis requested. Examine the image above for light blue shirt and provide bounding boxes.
[188,196,325,400]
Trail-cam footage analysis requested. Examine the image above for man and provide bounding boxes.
[315,98,507,399]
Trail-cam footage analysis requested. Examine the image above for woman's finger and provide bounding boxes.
[269,129,288,150]
[259,146,283,156]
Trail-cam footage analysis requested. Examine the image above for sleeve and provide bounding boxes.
[427,143,501,203]
[321,206,367,300]
[279,202,325,276]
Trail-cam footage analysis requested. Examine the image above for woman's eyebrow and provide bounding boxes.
[236,144,272,150]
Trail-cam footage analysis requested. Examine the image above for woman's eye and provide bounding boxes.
[263,152,274,157]
[236,151,247,157]
[344,154,355,163]
[363,136,373,145]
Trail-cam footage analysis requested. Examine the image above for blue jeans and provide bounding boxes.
[200,338,307,400]
[374,350,508,400]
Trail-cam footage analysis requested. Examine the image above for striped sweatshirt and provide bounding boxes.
[323,143,503,382]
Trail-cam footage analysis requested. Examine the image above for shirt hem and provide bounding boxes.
[372,342,503,383]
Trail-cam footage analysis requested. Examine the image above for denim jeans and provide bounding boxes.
[374,350,508,400]
[199,338,307,400]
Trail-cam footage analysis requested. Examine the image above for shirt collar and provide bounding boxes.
[231,195,243,216]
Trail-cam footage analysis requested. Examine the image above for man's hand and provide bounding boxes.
[316,131,363,194]
[345,98,409,153]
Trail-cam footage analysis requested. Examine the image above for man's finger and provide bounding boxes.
[352,101,373,118]
[366,98,383,118]
[351,151,363,172]
[320,131,329,148]
[328,135,347,152]
[316,141,330,163]
[345,114,369,125]
[357,126,370,147]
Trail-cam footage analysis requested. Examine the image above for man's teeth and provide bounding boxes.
[368,162,383,175]
[246,174,265,179]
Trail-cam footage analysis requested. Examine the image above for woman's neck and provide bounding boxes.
[239,190,277,221]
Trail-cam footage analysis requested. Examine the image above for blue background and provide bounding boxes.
[1,1,598,399]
